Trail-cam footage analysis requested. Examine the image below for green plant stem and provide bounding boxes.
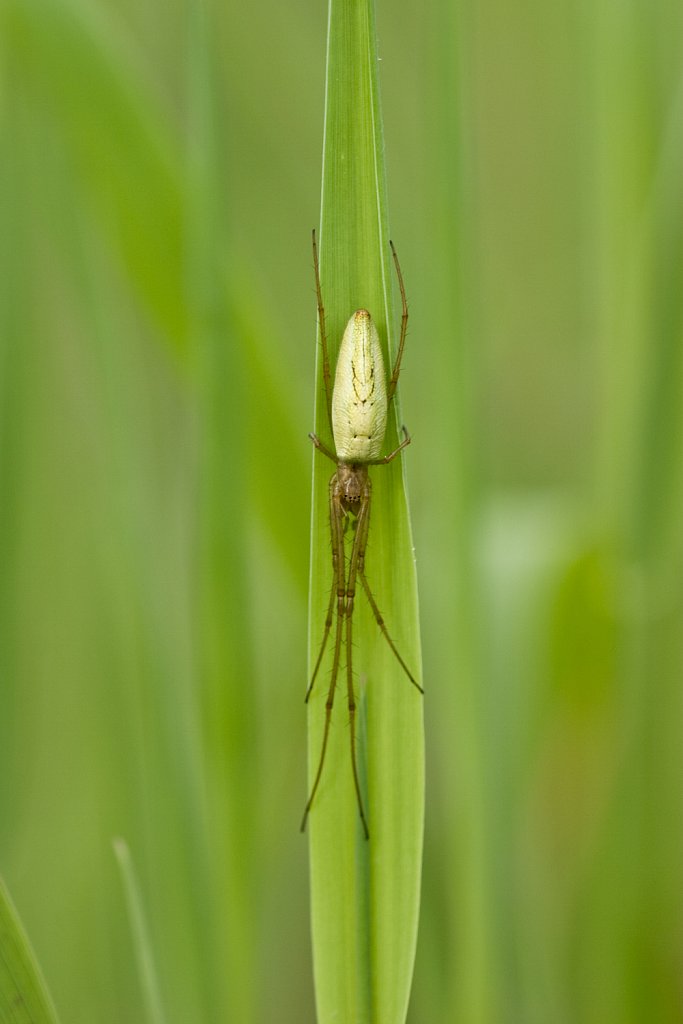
[306,1,424,1022]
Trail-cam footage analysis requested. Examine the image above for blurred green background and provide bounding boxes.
[1,0,682,1021]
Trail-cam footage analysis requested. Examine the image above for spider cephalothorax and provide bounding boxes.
[337,462,367,510]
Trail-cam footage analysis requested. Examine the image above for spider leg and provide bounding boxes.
[386,240,408,405]
[312,229,334,437]
[306,473,341,702]
[359,574,423,694]
[301,478,345,832]
[309,432,337,463]
[356,479,422,694]
[368,426,411,465]
[344,484,372,839]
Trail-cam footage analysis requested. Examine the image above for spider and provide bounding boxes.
[301,230,423,839]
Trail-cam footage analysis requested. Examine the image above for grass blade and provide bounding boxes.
[0,874,61,1024]
[3,0,187,355]
[113,840,167,1024]
[306,1,424,1021]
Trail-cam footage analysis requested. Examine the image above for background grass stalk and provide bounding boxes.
[0,874,61,1024]
[306,0,425,1021]
[113,840,167,1024]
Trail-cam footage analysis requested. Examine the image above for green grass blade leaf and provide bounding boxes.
[3,0,187,355]
[0,874,61,1024]
[306,1,425,1021]
[113,840,168,1024]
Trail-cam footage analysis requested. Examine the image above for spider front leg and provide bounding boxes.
[344,482,372,839]
[306,472,341,703]
[301,475,346,833]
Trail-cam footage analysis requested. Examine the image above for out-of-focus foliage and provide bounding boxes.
[0,874,61,1023]
[0,0,681,1020]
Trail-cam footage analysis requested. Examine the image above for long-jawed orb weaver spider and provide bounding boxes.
[301,230,423,840]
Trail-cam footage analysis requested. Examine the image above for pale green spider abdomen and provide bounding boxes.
[332,309,388,462]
